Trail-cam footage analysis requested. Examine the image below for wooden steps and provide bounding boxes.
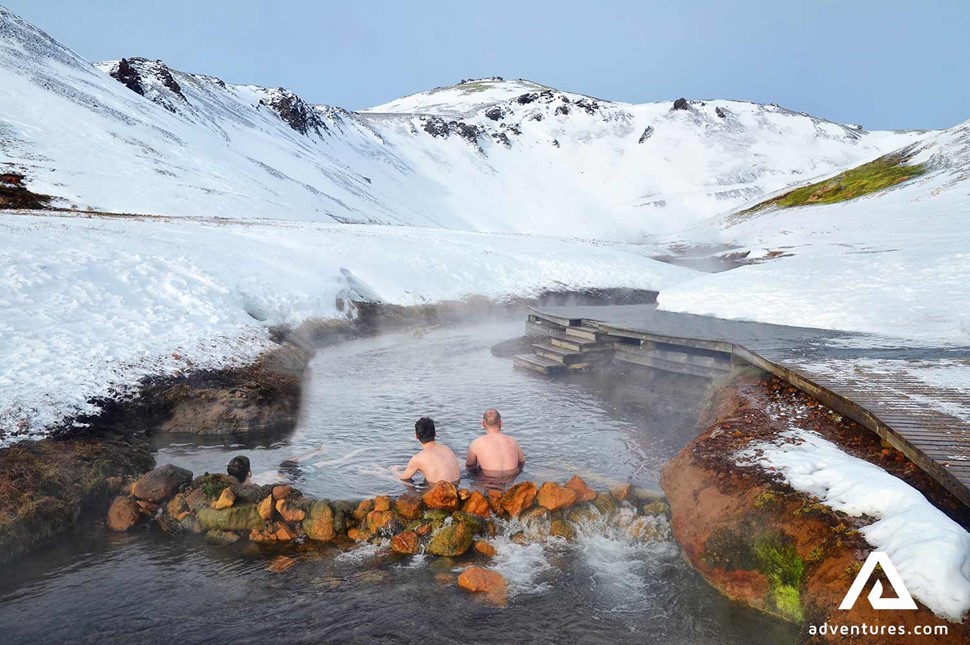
[512,353,565,375]
[532,341,611,366]
[564,325,601,341]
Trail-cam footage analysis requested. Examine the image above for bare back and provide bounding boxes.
[401,442,461,484]
[467,432,525,472]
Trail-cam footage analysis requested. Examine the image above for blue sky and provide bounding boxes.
[4,0,968,130]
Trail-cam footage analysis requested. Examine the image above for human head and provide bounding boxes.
[482,408,502,430]
[227,455,251,483]
[414,417,436,444]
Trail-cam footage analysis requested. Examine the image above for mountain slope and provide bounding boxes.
[658,119,970,343]
[0,7,923,240]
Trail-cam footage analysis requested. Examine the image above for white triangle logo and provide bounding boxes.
[840,551,918,611]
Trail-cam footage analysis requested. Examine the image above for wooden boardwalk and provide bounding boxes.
[522,304,970,508]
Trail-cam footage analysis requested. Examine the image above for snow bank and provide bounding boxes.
[0,213,692,444]
[737,430,970,622]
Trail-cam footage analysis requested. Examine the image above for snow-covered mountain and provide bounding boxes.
[0,6,922,240]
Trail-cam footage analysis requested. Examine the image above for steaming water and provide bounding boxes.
[0,320,798,643]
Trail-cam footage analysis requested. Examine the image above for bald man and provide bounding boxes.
[466,409,525,473]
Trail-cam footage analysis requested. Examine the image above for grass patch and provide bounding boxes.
[742,150,926,213]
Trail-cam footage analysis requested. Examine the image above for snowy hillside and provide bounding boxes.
[0,7,922,240]
[659,120,970,343]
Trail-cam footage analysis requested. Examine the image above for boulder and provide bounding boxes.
[564,475,597,502]
[276,498,306,522]
[537,482,577,511]
[373,495,392,512]
[211,487,236,510]
[415,523,432,536]
[672,97,690,111]
[347,528,371,542]
[303,501,336,542]
[500,481,537,517]
[422,481,459,511]
[166,493,189,518]
[366,510,396,534]
[196,504,263,531]
[474,540,497,557]
[205,529,240,545]
[257,495,274,521]
[273,522,297,541]
[393,494,423,520]
[550,517,575,540]
[135,500,159,515]
[486,489,504,514]
[272,485,292,500]
[520,506,549,523]
[427,521,474,556]
[642,500,670,517]
[131,464,192,502]
[592,493,618,515]
[106,496,141,532]
[610,483,633,502]
[462,490,491,517]
[353,499,374,521]
[457,566,507,605]
[390,531,420,555]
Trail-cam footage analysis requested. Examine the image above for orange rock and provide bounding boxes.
[390,531,419,555]
[166,493,188,517]
[422,481,459,511]
[564,475,597,502]
[272,485,292,500]
[275,498,306,522]
[434,572,455,586]
[462,490,491,517]
[486,489,504,514]
[211,487,236,510]
[249,528,277,543]
[415,523,432,536]
[136,500,160,514]
[106,496,141,532]
[353,499,374,521]
[303,501,336,542]
[536,482,577,511]
[501,481,537,517]
[347,528,372,542]
[393,495,423,520]
[458,488,472,501]
[366,510,395,534]
[274,522,297,541]
[610,483,633,502]
[474,540,497,557]
[257,495,274,521]
[373,495,391,512]
[457,566,507,605]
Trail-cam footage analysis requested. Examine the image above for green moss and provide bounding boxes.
[754,491,779,508]
[771,585,804,622]
[743,151,926,213]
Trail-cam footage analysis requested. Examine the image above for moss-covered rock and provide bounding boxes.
[303,501,336,542]
[196,503,263,531]
[426,521,474,556]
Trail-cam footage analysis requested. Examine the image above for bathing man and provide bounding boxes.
[227,455,252,484]
[397,417,462,484]
[466,409,526,473]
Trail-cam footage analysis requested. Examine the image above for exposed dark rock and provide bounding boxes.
[0,172,52,209]
[672,97,690,111]
[555,104,570,116]
[420,117,481,148]
[106,58,188,113]
[715,106,727,118]
[638,126,654,143]
[110,58,144,96]
[574,98,599,114]
[484,107,504,121]
[259,88,327,136]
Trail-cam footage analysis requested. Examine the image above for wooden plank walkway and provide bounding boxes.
[528,304,970,508]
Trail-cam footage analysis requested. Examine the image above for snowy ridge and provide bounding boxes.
[0,8,921,239]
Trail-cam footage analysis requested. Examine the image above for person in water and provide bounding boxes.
[227,455,252,484]
[397,417,462,484]
[466,408,525,474]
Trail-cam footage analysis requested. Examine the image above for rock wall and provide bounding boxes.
[661,372,968,642]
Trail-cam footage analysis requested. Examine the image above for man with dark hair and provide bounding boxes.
[466,408,526,473]
[227,455,251,484]
[396,417,461,484]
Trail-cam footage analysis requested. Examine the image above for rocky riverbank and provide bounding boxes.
[661,371,969,642]
[106,465,669,605]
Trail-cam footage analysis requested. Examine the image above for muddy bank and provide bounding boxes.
[0,432,153,567]
[661,371,968,642]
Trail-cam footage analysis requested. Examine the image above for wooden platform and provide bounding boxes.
[523,304,970,509]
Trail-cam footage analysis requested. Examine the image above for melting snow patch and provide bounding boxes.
[737,430,970,622]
